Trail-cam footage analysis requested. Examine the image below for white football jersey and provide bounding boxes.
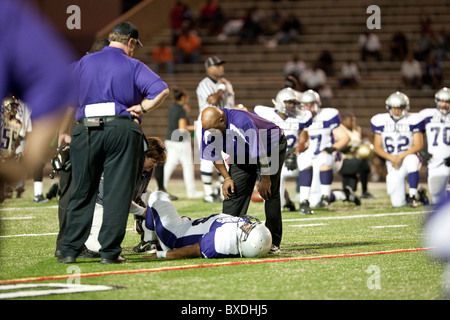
[304,108,341,156]
[419,108,450,166]
[253,105,312,150]
[370,112,424,155]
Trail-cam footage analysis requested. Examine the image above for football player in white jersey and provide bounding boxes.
[296,90,350,213]
[140,191,272,259]
[253,88,312,211]
[419,87,450,204]
[370,92,425,207]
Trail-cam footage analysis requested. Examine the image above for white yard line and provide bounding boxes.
[284,210,428,222]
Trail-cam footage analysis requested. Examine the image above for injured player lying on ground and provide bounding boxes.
[136,191,272,259]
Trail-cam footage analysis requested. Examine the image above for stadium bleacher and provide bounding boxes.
[131,0,449,145]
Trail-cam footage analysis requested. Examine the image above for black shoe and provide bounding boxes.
[284,200,296,212]
[318,195,330,208]
[100,255,126,264]
[77,246,101,259]
[33,194,49,203]
[361,191,375,199]
[299,200,314,215]
[406,195,418,208]
[15,187,25,199]
[344,186,361,205]
[57,256,76,264]
[418,187,429,205]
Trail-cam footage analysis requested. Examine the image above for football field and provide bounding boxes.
[0,177,445,303]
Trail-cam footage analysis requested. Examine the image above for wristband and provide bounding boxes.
[217,83,226,91]
[156,251,167,259]
[223,176,232,182]
[140,103,147,113]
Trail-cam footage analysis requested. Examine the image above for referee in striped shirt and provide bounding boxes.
[195,56,235,202]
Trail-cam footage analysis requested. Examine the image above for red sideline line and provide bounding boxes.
[0,248,431,285]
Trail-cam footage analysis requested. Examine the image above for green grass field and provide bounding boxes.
[0,176,446,302]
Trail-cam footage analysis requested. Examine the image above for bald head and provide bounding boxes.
[201,106,227,132]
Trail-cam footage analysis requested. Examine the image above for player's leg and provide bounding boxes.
[403,154,421,203]
[162,140,180,191]
[428,165,450,204]
[297,152,313,213]
[317,152,335,207]
[386,168,407,207]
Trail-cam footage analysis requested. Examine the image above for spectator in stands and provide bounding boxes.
[236,6,265,45]
[422,53,443,89]
[338,60,360,88]
[433,28,449,61]
[198,0,225,35]
[176,26,201,64]
[151,41,174,74]
[317,50,334,76]
[283,53,306,79]
[358,32,382,61]
[301,62,327,92]
[413,31,433,62]
[199,0,218,26]
[390,31,408,61]
[169,1,185,45]
[400,54,422,89]
[275,13,302,45]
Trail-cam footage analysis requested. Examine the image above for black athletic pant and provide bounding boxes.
[223,135,287,247]
[339,158,370,193]
[61,118,145,260]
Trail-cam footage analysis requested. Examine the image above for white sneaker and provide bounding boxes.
[269,245,280,254]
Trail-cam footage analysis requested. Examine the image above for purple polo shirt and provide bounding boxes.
[0,0,75,120]
[72,46,168,120]
[201,109,283,165]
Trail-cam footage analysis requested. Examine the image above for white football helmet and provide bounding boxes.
[272,87,300,117]
[385,91,410,121]
[300,89,321,116]
[237,216,272,258]
[434,87,450,115]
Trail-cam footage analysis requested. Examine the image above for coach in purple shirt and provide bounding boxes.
[59,22,169,264]
[200,107,287,253]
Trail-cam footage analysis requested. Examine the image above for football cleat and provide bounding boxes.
[299,200,314,215]
[406,195,418,208]
[318,195,330,208]
[133,240,157,254]
[344,186,361,206]
[418,188,430,205]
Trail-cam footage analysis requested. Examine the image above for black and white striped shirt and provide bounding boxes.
[196,76,235,112]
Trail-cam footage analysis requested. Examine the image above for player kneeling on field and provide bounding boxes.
[370,92,425,207]
[138,191,272,259]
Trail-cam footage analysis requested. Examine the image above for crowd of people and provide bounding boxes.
[1,0,449,265]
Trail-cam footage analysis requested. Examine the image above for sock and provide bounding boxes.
[201,171,213,195]
[320,170,333,197]
[408,171,419,197]
[34,181,43,197]
[298,169,313,202]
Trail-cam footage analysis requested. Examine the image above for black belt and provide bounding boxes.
[77,115,135,127]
